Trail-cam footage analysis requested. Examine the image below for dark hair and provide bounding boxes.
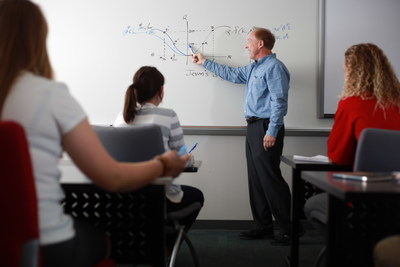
[0,0,53,118]
[253,28,275,50]
[123,66,165,123]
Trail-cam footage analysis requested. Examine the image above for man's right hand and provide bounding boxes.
[192,53,206,65]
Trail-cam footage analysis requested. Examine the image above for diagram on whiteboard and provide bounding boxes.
[122,14,291,66]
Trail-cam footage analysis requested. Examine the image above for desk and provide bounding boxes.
[281,155,351,267]
[184,160,202,173]
[59,158,201,183]
[62,183,166,265]
[302,171,400,267]
[59,159,200,266]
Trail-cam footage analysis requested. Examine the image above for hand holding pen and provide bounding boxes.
[189,45,206,65]
[178,143,198,155]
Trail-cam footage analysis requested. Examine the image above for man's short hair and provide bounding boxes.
[253,28,275,50]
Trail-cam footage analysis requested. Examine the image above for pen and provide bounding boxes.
[188,142,198,154]
[189,45,195,55]
[178,145,187,156]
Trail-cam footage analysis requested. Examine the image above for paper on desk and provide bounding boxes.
[293,155,329,163]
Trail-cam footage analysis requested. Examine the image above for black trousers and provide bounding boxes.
[165,185,204,250]
[166,185,204,230]
[245,119,291,233]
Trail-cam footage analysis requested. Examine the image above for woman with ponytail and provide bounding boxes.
[114,66,204,249]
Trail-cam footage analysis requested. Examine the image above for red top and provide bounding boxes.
[327,96,400,166]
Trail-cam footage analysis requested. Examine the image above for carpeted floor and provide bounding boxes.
[117,220,325,267]
[173,223,325,267]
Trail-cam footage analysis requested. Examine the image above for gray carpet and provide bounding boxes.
[173,224,325,267]
[117,220,325,267]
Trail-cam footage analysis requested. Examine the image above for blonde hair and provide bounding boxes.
[0,0,53,117]
[342,43,400,109]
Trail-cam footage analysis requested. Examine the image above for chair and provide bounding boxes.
[0,121,116,267]
[307,128,400,267]
[167,202,201,267]
[62,125,200,266]
[353,128,400,172]
[0,121,40,267]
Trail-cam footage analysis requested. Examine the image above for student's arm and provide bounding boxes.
[62,119,189,192]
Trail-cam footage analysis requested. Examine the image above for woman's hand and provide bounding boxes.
[157,150,190,177]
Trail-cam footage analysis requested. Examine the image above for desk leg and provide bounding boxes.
[289,169,304,267]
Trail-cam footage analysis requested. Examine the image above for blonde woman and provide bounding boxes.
[305,43,400,226]
[327,43,400,165]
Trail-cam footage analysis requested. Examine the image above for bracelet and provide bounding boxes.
[154,156,167,176]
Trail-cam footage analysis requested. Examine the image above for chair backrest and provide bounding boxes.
[354,128,400,172]
[0,121,40,267]
[92,124,165,161]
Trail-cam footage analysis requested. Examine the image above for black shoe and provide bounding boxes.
[239,228,274,240]
[270,233,290,246]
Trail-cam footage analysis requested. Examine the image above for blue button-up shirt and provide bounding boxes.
[203,53,290,137]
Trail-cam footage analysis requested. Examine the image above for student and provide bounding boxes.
[304,43,400,225]
[192,27,292,244]
[114,66,204,241]
[0,1,189,267]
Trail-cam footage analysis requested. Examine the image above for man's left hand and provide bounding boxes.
[263,134,276,151]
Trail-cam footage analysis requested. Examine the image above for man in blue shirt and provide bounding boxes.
[192,27,292,245]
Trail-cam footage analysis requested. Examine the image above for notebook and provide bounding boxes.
[333,172,394,182]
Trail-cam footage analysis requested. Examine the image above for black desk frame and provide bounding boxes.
[302,171,400,267]
[281,155,351,267]
[62,184,167,266]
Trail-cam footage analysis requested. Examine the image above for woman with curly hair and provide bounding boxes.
[328,43,400,166]
[304,43,400,226]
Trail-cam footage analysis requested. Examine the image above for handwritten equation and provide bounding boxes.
[122,15,291,65]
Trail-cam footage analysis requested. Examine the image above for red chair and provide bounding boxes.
[0,121,115,267]
[0,121,41,267]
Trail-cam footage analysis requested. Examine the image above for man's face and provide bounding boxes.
[245,31,260,60]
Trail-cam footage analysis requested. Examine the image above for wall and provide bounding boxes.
[39,0,334,220]
[320,0,400,116]
[180,134,328,220]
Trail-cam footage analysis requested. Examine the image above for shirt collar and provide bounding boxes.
[139,102,157,110]
[255,53,276,64]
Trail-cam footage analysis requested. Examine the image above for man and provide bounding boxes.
[192,27,292,245]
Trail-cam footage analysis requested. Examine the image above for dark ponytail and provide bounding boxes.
[122,66,164,123]
[123,83,138,123]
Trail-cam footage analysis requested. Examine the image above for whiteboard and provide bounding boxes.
[34,0,317,126]
[320,0,400,117]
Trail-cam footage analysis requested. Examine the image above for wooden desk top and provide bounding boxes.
[302,171,400,201]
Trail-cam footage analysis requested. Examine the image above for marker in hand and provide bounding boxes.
[189,44,195,55]
[188,143,198,154]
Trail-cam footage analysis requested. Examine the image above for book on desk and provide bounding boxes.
[333,171,398,182]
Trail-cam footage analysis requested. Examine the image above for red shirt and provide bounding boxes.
[327,96,400,166]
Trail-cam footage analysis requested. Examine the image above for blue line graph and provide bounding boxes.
[122,19,291,63]
[122,21,252,62]
[125,26,189,56]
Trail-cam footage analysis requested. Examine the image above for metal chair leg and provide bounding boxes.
[182,233,199,267]
[169,226,185,267]
[313,246,326,267]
